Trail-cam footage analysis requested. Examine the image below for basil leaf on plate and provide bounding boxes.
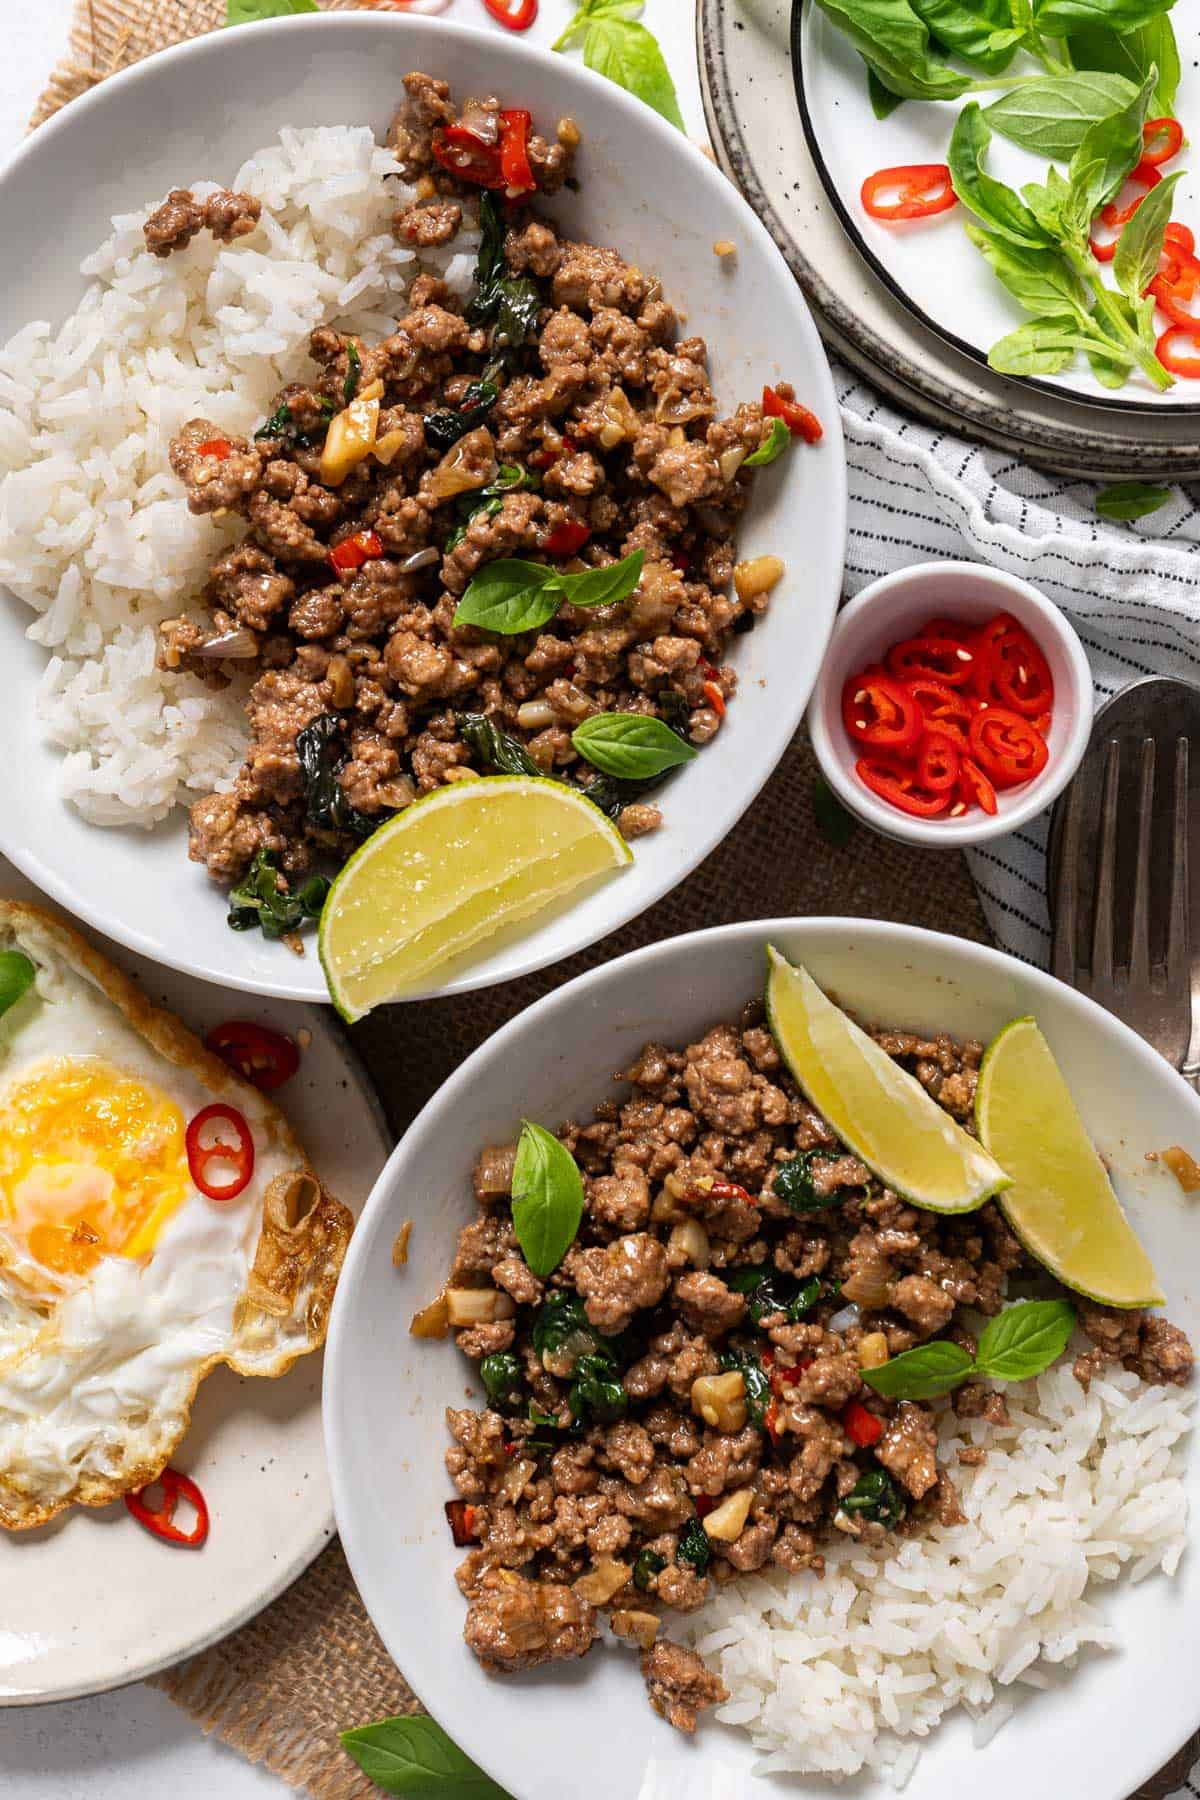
[572,713,698,780]
[982,71,1137,161]
[226,0,318,20]
[341,1715,511,1798]
[910,0,1019,72]
[866,63,907,118]
[1095,481,1173,521]
[744,418,791,468]
[1066,67,1156,217]
[965,225,1089,320]
[1033,0,1174,33]
[974,1300,1076,1381]
[813,0,974,102]
[1067,17,1180,115]
[556,548,645,609]
[1112,168,1183,306]
[861,1339,976,1401]
[453,561,561,636]
[0,952,36,1019]
[583,18,686,129]
[986,318,1097,375]
[511,1122,585,1278]
[948,106,1051,247]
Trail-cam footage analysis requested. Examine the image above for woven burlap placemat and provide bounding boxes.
[30,8,1193,1796]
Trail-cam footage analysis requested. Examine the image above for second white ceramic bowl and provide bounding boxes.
[808,562,1093,848]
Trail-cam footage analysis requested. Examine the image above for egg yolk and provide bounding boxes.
[0,1057,191,1278]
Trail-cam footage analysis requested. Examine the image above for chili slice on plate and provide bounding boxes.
[841,1398,883,1448]
[969,708,1049,789]
[841,670,922,754]
[861,164,956,222]
[1157,323,1200,378]
[1140,118,1184,168]
[330,529,383,574]
[903,675,973,750]
[186,1102,255,1201]
[540,518,591,557]
[1100,161,1161,230]
[205,1020,300,1091]
[885,633,977,688]
[197,438,232,459]
[762,385,823,443]
[957,755,998,816]
[125,1469,209,1548]
[988,623,1054,717]
[856,755,950,818]
[483,0,538,25]
[916,731,961,795]
[498,108,536,195]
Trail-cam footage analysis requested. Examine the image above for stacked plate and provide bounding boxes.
[697,0,1200,476]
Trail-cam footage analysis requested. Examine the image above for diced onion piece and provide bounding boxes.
[409,1291,450,1338]
[690,1370,747,1433]
[516,700,556,730]
[702,1486,754,1542]
[599,386,638,449]
[399,546,442,574]
[427,428,497,502]
[573,1558,632,1605]
[321,396,380,487]
[611,1609,660,1649]
[499,1456,537,1504]
[190,627,258,660]
[718,446,746,484]
[734,555,785,603]
[327,654,354,710]
[358,378,385,403]
[1162,1145,1200,1193]
[668,1218,711,1269]
[373,429,406,466]
[828,1302,861,1336]
[841,1264,894,1309]
[858,1331,890,1371]
[445,1286,516,1326]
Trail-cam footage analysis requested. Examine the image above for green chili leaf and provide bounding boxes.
[813,0,973,102]
[812,774,856,848]
[974,1299,1076,1381]
[340,1715,511,1798]
[453,560,562,635]
[744,418,791,468]
[1067,17,1179,115]
[0,951,36,1019]
[1113,168,1183,306]
[982,70,1137,162]
[1095,480,1173,521]
[571,713,698,781]
[555,548,645,609]
[227,0,318,21]
[949,105,1052,248]
[861,1339,975,1400]
[511,1121,585,1278]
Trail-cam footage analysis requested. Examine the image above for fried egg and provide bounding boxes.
[0,902,352,1529]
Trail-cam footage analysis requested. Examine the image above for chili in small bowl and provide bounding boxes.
[808,562,1092,849]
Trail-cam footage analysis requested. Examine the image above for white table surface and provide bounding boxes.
[0,4,705,1796]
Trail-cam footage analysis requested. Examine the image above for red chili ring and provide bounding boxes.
[125,1468,209,1548]
[186,1102,255,1202]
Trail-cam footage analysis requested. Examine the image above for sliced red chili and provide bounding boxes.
[125,1468,209,1548]
[330,529,384,574]
[186,1102,255,1202]
[1089,226,1119,263]
[445,1499,479,1546]
[1150,249,1200,329]
[702,679,727,719]
[499,109,536,196]
[197,438,232,460]
[861,163,957,223]
[841,1398,883,1448]
[540,518,591,558]
[764,1398,781,1448]
[958,755,998,817]
[968,708,1049,789]
[762,385,823,444]
[916,731,961,795]
[1157,323,1200,378]
[885,633,977,688]
[903,675,973,751]
[841,670,922,755]
[706,1179,755,1205]
[1100,161,1162,230]
[1140,118,1184,168]
[1166,222,1196,256]
[205,1020,300,1092]
[431,124,505,189]
[483,0,538,26]
[856,755,951,819]
[988,625,1054,717]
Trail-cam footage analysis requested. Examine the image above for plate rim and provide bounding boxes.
[789,0,1200,420]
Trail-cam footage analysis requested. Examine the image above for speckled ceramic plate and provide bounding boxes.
[0,862,391,1705]
[698,0,1200,475]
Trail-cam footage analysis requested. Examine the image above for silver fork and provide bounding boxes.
[1052,733,1198,1081]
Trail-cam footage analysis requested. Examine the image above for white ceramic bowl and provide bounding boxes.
[808,562,1092,848]
[325,917,1200,1800]
[0,14,844,1004]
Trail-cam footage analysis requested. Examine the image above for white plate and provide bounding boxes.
[326,917,1200,1800]
[0,861,390,1705]
[795,0,1200,412]
[0,14,845,1006]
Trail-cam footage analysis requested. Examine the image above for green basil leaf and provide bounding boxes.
[341,1716,511,1798]
[982,70,1137,161]
[965,224,1090,320]
[226,0,318,20]
[949,105,1052,247]
[1067,17,1179,115]
[1112,168,1183,305]
[1067,67,1156,217]
[0,951,36,1019]
[1034,0,1174,33]
[458,713,544,778]
[975,1299,1076,1382]
[813,0,973,102]
[1095,480,1173,521]
[572,712,698,780]
[866,63,907,117]
[511,1121,585,1278]
[910,0,1019,71]
[861,1339,975,1401]
[582,18,685,130]
[552,0,643,51]
[744,418,791,468]
[556,548,645,610]
[1020,166,1073,238]
[986,318,1097,375]
[812,774,856,848]
[453,560,561,636]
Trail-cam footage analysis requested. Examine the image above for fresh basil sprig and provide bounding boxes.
[454,548,644,636]
[341,1715,511,1798]
[1095,480,1172,520]
[744,418,791,468]
[572,713,697,781]
[982,71,1137,161]
[815,0,974,102]
[226,0,317,21]
[553,0,685,131]
[0,951,36,1019]
[1068,16,1179,114]
[511,1122,585,1278]
[863,1299,1076,1401]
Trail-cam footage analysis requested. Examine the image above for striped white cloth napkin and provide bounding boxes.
[835,364,1200,967]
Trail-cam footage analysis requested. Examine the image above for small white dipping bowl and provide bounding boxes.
[808,562,1093,849]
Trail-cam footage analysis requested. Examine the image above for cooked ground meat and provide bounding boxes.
[160,70,794,931]
[639,1638,727,1733]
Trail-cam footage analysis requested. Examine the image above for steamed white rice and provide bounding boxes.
[0,125,477,825]
[676,1358,1191,1784]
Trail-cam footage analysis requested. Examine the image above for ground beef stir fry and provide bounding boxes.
[157,72,800,928]
[435,1002,1194,1729]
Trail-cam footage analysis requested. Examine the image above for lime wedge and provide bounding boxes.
[976,1016,1164,1307]
[764,946,1009,1213]
[319,776,631,1019]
